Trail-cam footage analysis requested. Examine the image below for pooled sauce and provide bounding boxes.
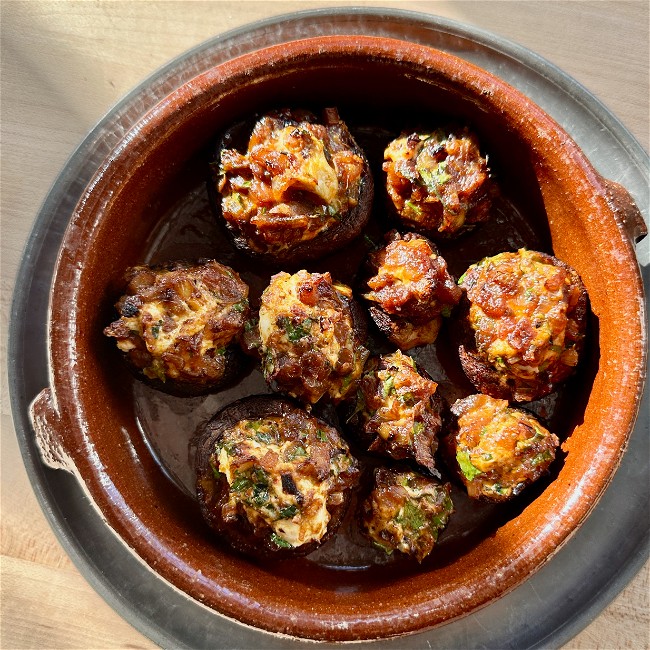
[127,118,596,572]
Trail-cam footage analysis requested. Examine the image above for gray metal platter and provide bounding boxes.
[8,8,649,649]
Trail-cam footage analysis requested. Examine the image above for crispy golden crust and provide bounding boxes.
[444,394,559,502]
[259,270,369,405]
[383,128,494,238]
[457,249,589,402]
[195,396,359,559]
[363,230,462,349]
[346,351,443,474]
[213,108,373,263]
[103,260,250,396]
[361,467,453,562]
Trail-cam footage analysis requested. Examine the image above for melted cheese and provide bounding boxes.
[117,280,227,359]
[216,419,342,547]
[269,126,339,204]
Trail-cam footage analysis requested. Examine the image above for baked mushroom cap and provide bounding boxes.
[457,248,589,402]
[195,396,359,559]
[362,230,462,349]
[214,107,373,263]
[445,393,560,502]
[103,260,250,396]
[258,270,369,405]
[361,467,453,562]
[347,350,443,474]
[383,127,494,238]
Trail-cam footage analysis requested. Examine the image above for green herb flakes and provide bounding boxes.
[532,450,553,466]
[279,504,299,519]
[279,316,312,342]
[382,374,395,398]
[457,450,483,481]
[270,533,293,549]
[151,319,163,339]
[230,476,253,492]
[397,500,427,531]
[287,445,308,461]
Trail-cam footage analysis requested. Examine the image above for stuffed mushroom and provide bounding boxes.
[103,260,249,395]
[361,467,453,562]
[383,127,494,238]
[444,393,559,502]
[195,396,359,559]
[362,230,462,349]
[214,107,373,263]
[259,270,369,405]
[457,248,588,402]
[347,350,443,474]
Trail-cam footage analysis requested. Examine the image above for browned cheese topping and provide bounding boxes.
[362,468,453,562]
[383,128,493,236]
[218,108,366,254]
[459,249,585,398]
[449,393,559,501]
[259,270,368,404]
[355,351,442,473]
[103,261,248,385]
[211,414,357,549]
[364,231,462,348]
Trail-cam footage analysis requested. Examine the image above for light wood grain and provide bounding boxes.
[2,2,648,648]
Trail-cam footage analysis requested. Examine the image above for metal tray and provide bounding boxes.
[8,8,649,649]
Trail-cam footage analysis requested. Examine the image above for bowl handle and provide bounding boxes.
[29,388,76,473]
[601,178,648,244]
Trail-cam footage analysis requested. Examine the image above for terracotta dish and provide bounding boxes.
[27,35,646,641]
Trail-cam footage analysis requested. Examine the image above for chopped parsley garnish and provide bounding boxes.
[230,476,253,492]
[251,485,269,507]
[419,160,451,192]
[231,299,248,313]
[151,319,163,339]
[372,540,394,555]
[279,504,299,519]
[316,428,328,442]
[279,316,313,342]
[255,431,273,444]
[400,391,416,407]
[404,199,423,216]
[381,374,395,398]
[412,421,425,436]
[456,450,483,481]
[244,318,258,333]
[217,441,237,457]
[532,450,553,466]
[270,533,293,549]
[397,500,427,531]
[341,374,354,391]
[286,445,308,461]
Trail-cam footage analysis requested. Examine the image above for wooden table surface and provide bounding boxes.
[2,1,648,648]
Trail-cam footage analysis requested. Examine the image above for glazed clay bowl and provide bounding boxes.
[30,36,647,641]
